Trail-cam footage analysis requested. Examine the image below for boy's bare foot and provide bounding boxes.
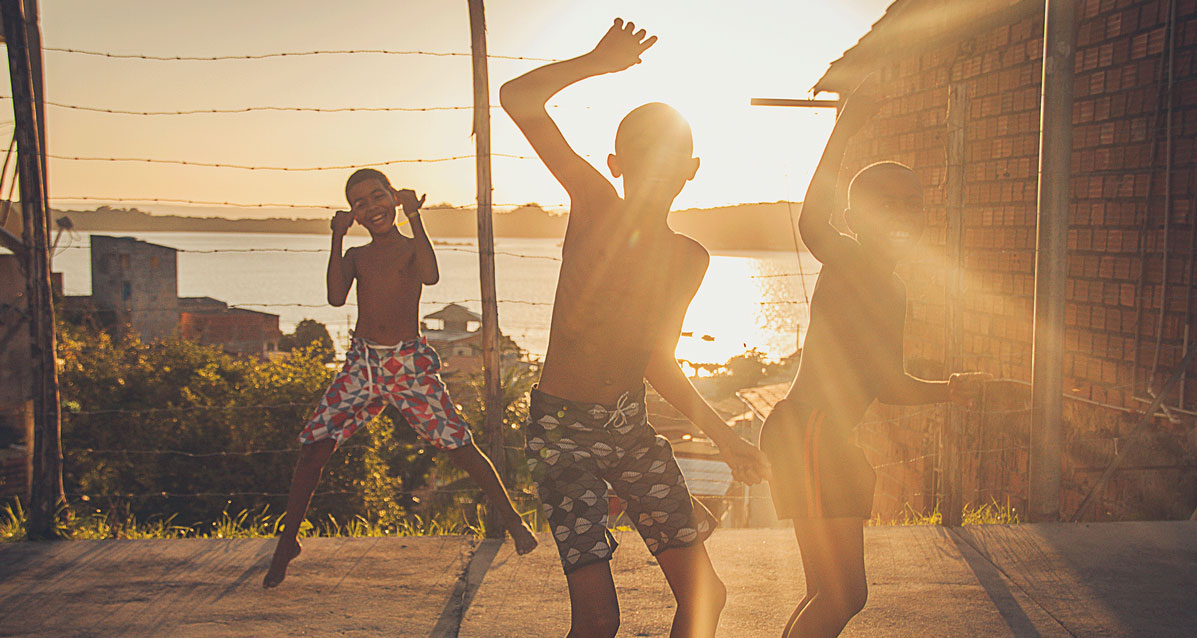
[263,537,302,588]
[507,517,538,555]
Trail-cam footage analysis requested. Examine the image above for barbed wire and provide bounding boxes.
[0,96,585,117]
[46,152,537,171]
[50,195,568,210]
[45,46,560,63]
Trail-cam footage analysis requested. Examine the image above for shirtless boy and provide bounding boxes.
[759,79,988,637]
[501,19,770,638]
[263,169,536,589]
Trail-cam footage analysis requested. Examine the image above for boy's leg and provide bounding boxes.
[563,561,621,638]
[263,438,336,588]
[784,517,867,638]
[445,441,538,554]
[655,541,728,638]
[782,523,823,637]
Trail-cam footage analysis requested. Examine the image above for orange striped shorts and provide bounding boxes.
[759,399,876,519]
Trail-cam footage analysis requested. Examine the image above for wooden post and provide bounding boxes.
[941,84,969,527]
[1029,0,1077,523]
[2,0,62,539]
[468,0,506,540]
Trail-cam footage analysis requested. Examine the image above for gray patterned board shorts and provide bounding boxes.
[525,385,717,574]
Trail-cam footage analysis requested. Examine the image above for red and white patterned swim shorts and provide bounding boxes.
[298,336,472,450]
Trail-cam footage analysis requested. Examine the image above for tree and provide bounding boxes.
[55,322,432,530]
[279,318,334,363]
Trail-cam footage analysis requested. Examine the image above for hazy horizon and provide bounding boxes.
[14,0,895,219]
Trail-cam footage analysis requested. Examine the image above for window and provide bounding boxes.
[121,281,132,301]
[119,254,130,269]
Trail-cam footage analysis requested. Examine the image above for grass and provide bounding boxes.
[2,498,1018,542]
[0,500,498,542]
[867,500,1021,526]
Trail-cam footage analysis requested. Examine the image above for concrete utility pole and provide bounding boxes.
[2,0,63,539]
[468,0,507,539]
[1029,0,1077,523]
[942,83,970,527]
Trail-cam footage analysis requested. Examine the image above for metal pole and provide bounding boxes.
[1029,0,1077,523]
[468,0,506,540]
[2,0,62,539]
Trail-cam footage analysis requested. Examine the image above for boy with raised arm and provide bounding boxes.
[759,79,988,637]
[501,19,770,638]
[263,169,536,589]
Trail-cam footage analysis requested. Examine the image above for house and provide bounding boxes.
[179,297,280,358]
[88,235,179,342]
[421,303,522,376]
[0,254,31,500]
[804,0,1196,520]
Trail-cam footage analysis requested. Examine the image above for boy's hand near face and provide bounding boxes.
[330,210,354,236]
[393,188,427,220]
[947,372,992,409]
[588,18,657,74]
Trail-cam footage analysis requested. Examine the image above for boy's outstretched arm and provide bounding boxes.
[500,18,656,202]
[327,210,356,306]
[396,189,439,285]
[644,245,771,485]
[797,76,882,265]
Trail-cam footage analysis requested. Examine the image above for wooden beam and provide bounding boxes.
[468,0,507,540]
[749,98,840,108]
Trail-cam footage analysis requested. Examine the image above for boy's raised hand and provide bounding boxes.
[394,188,427,219]
[330,210,354,235]
[589,18,658,74]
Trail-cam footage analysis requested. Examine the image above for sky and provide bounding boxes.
[7,0,895,218]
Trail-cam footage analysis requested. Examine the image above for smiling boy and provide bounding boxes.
[262,169,536,589]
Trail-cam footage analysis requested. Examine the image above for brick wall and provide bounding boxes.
[830,0,1197,521]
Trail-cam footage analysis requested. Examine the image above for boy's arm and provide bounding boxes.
[797,77,882,266]
[396,189,439,285]
[327,210,356,306]
[500,19,656,204]
[877,371,990,408]
[644,242,771,485]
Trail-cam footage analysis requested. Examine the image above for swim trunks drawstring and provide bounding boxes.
[592,391,640,431]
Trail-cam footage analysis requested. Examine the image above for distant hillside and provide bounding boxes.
[56,201,804,251]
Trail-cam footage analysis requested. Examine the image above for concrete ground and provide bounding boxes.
[0,522,1193,637]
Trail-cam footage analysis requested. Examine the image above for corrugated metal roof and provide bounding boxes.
[813,0,1041,94]
[736,382,791,420]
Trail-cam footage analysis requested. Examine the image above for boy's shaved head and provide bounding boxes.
[614,102,693,159]
[345,168,393,202]
[848,161,920,207]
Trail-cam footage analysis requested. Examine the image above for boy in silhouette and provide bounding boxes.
[501,19,770,638]
[263,169,536,589]
[760,79,988,637]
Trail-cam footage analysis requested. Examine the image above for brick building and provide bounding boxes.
[799,0,1196,520]
[89,235,180,342]
[179,297,280,358]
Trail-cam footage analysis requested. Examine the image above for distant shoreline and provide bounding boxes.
[53,201,806,251]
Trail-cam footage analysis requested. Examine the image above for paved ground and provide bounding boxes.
[0,521,1193,637]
